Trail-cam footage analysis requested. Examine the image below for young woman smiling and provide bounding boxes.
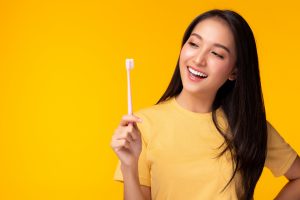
[111,9,300,200]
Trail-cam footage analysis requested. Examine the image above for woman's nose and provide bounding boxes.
[193,50,207,66]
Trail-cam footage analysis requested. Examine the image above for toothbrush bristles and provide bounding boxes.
[126,58,134,70]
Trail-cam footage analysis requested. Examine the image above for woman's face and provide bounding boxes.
[179,17,237,97]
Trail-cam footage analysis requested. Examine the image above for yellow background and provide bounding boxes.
[0,0,299,199]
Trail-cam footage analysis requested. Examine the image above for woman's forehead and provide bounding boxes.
[191,18,235,48]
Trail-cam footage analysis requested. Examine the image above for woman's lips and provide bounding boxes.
[186,66,207,82]
[187,66,208,77]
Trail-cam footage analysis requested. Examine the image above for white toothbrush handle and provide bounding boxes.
[127,68,132,115]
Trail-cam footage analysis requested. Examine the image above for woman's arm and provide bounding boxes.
[111,115,151,200]
[122,163,151,200]
[274,156,300,200]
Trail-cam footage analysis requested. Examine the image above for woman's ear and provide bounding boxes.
[228,67,238,81]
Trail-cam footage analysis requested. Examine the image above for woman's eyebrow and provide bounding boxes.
[190,33,231,54]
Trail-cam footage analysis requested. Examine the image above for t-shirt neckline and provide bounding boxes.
[170,96,220,119]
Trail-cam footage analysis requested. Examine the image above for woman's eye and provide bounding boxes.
[211,51,224,59]
[188,42,198,47]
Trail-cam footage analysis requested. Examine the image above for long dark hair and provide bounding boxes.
[157,9,267,200]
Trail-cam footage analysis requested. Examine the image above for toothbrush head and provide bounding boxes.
[126,58,134,70]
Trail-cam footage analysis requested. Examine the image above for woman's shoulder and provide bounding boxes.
[133,98,174,119]
[132,98,174,142]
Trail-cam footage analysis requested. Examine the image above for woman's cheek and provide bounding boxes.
[211,59,230,71]
[181,46,195,60]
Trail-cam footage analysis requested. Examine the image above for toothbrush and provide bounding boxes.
[126,58,134,115]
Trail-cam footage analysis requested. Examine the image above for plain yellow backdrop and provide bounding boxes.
[0,0,299,199]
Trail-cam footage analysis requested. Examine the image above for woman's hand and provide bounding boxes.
[111,115,143,167]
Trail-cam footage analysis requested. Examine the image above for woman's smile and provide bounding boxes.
[186,66,208,82]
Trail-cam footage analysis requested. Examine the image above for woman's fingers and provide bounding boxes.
[118,114,142,141]
[119,115,143,126]
[111,139,130,151]
[111,114,142,153]
[126,123,139,141]
[114,124,140,141]
[113,128,134,142]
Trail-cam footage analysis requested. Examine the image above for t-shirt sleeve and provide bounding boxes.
[113,112,151,187]
[265,121,298,177]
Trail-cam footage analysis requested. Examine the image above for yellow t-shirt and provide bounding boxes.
[113,97,297,200]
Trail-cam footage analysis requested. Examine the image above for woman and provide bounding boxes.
[110,9,300,200]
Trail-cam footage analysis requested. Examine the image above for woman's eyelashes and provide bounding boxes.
[188,40,225,59]
[188,41,198,47]
[211,51,224,59]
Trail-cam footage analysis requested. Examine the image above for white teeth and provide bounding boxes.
[188,67,208,78]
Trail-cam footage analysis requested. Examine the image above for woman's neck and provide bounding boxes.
[175,90,216,113]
